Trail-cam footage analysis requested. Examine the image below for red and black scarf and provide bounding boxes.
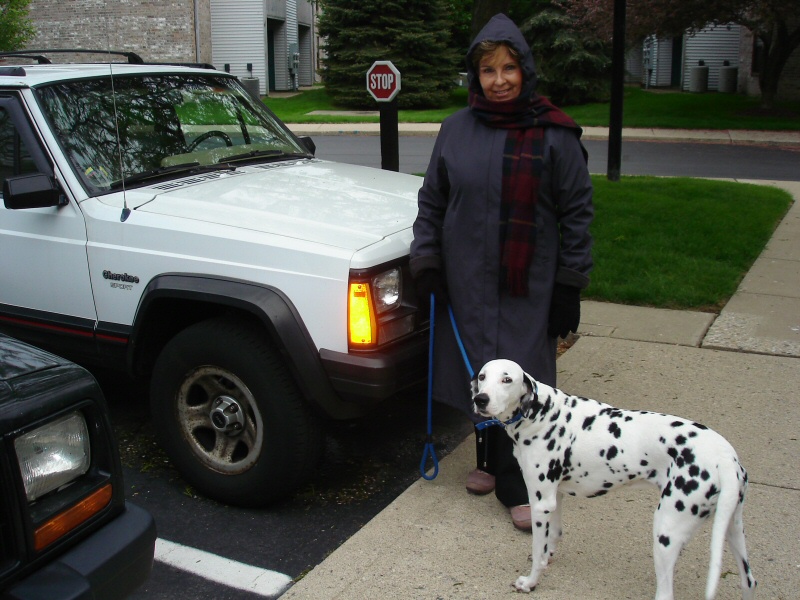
[469,91,584,296]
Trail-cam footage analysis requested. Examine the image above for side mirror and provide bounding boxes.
[298,136,316,156]
[3,173,66,210]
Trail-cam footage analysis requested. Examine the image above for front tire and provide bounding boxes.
[150,316,321,506]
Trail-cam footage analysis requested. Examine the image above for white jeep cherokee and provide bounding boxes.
[0,50,428,507]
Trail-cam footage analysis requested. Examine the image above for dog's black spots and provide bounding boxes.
[648,470,657,479]
[582,415,596,431]
[659,436,667,444]
[667,447,678,460]
[705,484,719,500]
[628,474,636,480]
[558,426,566,438]
[624,415,633,422]
[691,504,699,516]
[699,509,710,519]
[563,447,573,468]
[606,446,619,460]
[539,473,546,482]
[608,422,622,439]
[689,465,700,478]
[589,490,608,498]
[547,438,557,451]
[662,481,673,497]
[688,431,698,438]
[535,491,542,501]
[514,432,520,441]
[523,439,532,446]
[692,422,708,430]
[603,481,613,489]
[599,449,605,458]
[544,424,557,440]
[659,535,671,547]
[675,500,685,512]
[683,479,699,494]
[565,412,572,422]
[640,459,649,467]
[547,458,564,482]
[675,435,687,446]
[549,410,561,423]
[671,421,684,428]
[701,469,711,481]
[681,447,696,465]
[535,521,543,528]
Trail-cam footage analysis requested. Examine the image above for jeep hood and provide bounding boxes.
[131,160,422,251]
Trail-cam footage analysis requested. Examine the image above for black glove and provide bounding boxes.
[414,269,449,311]
[547,284,581,339]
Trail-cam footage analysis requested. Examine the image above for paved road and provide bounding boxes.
[310,135,800,180]
[109,136,799,599]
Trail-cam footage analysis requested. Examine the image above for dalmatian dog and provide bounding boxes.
[471,359,756,600]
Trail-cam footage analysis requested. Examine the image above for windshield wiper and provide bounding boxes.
[217,149,311,164]
[109,162,234,189]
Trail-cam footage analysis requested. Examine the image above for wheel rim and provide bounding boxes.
[174,366,264,474]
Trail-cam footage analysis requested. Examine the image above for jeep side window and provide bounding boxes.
[0,107,38,198]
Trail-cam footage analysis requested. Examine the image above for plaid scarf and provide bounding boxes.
[469,91,583,296]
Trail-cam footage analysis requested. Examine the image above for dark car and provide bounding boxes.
[0,333,155,599]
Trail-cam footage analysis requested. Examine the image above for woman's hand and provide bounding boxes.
[548,284,581,338]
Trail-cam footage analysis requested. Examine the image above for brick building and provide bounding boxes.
[26,0,317,96]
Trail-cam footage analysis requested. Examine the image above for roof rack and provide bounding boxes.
[0,49,145,64]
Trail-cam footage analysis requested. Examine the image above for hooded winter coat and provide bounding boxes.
[410,14,594,419]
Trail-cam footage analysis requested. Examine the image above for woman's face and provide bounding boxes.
[478,44,522,102]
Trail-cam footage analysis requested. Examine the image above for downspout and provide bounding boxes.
[194,0,202,62]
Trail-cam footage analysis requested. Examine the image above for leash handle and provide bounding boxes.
[420,292,440,480]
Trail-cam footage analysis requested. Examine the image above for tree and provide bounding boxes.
[317,0,459,109]
[557,0,800,109]
[0,0,35,52]
[520,7,611,105]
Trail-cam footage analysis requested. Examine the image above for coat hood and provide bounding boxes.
[466,13,538,99]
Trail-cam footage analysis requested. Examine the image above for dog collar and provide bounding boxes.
[475,411,523,430]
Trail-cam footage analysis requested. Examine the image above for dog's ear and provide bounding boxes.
[520,372,540,415]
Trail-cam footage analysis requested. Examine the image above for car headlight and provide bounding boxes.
[372,268,401,313]
[14,412,91,502]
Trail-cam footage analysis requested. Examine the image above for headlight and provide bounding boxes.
[15,412,91,502]
[372,268,401,313]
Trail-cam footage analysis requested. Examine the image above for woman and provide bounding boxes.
[410,14,594,530]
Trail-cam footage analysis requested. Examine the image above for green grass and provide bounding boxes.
[585,176,793,310]
[266,85,800,130]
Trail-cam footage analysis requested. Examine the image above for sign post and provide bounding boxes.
[366,61,401,172]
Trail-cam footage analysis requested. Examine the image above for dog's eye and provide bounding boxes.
[478,374,485,381]
[502,377,512,384]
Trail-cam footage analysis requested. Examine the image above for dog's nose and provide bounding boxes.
[473,393,490,409]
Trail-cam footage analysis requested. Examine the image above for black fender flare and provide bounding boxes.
[129,273,362,420]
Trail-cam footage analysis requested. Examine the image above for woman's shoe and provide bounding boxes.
[465,468,496,495]
[510,504,532,531]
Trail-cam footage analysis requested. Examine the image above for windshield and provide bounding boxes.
[36,73,308,194]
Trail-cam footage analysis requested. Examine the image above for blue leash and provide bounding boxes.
[419,294,439,480]
[419,296,475,480]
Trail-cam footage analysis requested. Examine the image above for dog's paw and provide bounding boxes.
[513,576,537,593]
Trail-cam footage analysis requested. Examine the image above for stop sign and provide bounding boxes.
[366,61,401,102]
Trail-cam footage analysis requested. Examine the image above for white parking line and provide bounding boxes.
[155,538,293,597]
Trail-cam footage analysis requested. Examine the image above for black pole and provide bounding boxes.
[607,0,626,181]
[379,99,399,172]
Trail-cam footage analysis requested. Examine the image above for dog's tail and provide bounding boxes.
[705,456,742,600]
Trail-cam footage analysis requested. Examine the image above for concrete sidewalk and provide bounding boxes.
[282,180,799,600]
[287,122,800,146]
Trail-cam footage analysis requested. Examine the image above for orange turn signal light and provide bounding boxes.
[348,282,376,345]
[34,483,113,551]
